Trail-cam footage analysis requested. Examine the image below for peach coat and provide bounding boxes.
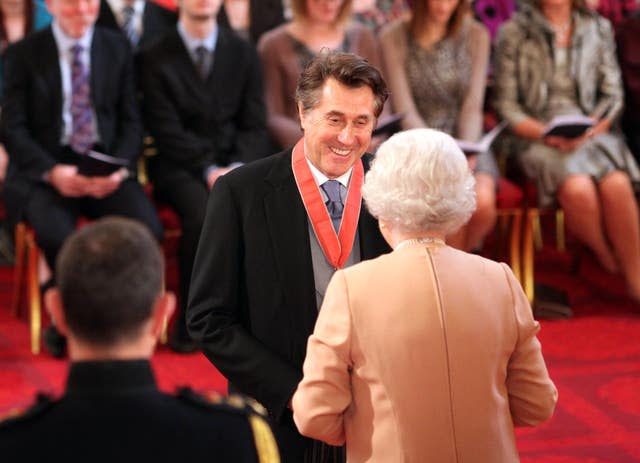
[292,241,557,462]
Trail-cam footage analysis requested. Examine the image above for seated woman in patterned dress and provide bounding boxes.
[494,0,640,301]
[379,0,498,251]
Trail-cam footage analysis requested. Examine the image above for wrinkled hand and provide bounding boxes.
[206,166,233,190]
[49,164,91,197]
[84,168,126,199]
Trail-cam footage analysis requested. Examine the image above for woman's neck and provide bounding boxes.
[289,19,344,52]
[414,19,448,49]
[541,2,572,28]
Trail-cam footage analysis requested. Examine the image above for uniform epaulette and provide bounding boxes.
[176,388,280,462]
[0,393,55,428]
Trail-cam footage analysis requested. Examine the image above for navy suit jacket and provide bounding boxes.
[1,26,142,219]
[187,148,390,460]
[138,25,270,184]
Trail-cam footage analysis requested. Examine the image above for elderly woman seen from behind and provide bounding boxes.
[292,128,557,462]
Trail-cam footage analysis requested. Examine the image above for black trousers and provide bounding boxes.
[152,168,208,337]
[25,179,163,270]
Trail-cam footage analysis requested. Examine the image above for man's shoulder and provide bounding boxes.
[5,26,51,56]
[0,393,55,431]
[173,389,280,462]
[223,149,292,185]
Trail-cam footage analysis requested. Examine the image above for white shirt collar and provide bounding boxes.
[177,20,218,53]
[305,157,352,190]
[51,21,94,55]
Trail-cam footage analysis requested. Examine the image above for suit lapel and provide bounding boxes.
[168,29,208,96]
[41,29,63,140]
[263,152,317,318]
[90,28,107,113]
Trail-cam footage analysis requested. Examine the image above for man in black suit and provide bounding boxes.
[138,0,270,353]
[0,217,280,463]
[96,0,177,50]
[187,50,391,462]
[1,0,163,356]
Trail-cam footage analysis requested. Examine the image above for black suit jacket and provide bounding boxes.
[96,0,177,50]
[187,149,391,460]
[138,25,270,184]
[1,26,142,219]
[218,0,284,44]
[0,360,271,462]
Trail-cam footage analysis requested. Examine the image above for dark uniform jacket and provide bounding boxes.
[0,360,279,463]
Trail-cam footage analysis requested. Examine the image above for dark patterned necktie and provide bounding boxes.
[69,44,94,154]
[122,5,139,46]
[321,180,344,233]
[194,45,210,80]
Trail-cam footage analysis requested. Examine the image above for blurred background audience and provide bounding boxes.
[494,0,640,301]
[380,0,498,251]
[257,0,386,150]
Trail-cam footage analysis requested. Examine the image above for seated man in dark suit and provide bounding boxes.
[1,0,163,356]
[138,0,271,353]
[96,0,177,50]
[0,217,280,463]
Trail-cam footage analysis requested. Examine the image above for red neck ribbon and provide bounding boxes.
[291,139,363,269]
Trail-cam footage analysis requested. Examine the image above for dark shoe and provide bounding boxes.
[43,325,67,358]
[532,283,573,319]
[168,331,198,354]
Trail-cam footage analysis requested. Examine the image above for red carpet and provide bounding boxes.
[1,242,640,461]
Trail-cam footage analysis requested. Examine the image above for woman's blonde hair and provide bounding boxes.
[290,0,354,27]
[409,0,470,40]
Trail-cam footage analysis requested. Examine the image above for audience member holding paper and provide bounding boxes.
[379,0,498,251]
[494,0,640,300]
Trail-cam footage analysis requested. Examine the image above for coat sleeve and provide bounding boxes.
[502,263,558,426]
[2,40,57,180]
[292,270,353,446]
[456,21,489,142]
[186,174,302,422]
[493,22,532,126]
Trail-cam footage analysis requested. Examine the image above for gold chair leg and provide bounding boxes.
[509,209,523,284]
[160,276,168,344]
[556,209,566,251]
[532,208,543,251]
[523,209,536,304]
[26,233,41,355]
[12,223,27,316]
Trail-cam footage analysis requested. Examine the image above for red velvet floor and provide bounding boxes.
[1,243,639,461]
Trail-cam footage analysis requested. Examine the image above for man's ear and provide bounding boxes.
[150,292,176,339]
[45,288,70,337]
[297,102,307,132]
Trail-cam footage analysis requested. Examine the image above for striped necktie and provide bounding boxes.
[321,180,345,233]
[122,5,139,46]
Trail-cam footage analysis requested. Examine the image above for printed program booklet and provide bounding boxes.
[455,121,507,156]
[78,150,130,177]
[542,114,595,138]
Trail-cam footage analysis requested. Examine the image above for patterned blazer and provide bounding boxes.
[493,4,624,127]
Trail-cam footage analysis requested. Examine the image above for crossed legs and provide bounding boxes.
[557,171,640,300]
